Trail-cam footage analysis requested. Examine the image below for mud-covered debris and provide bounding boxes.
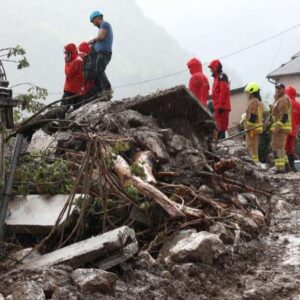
[22,226,138,270]
[209,222,235,244]
[165,231,224,265]
[10,281,46,300]
[71,268,118,296]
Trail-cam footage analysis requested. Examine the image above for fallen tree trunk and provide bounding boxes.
[113,155,185,219]
[133,151,157,184]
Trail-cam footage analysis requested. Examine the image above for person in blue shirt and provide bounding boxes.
[89,10,113,96]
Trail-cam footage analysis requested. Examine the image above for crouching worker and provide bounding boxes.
[61,43,84,117]
[270,83,292,173]
[244,82,264,164]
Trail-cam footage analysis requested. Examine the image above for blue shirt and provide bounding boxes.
[94,21,113,53]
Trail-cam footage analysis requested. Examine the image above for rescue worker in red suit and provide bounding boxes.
[62,43,84,114]
[78,42,95,99]
[187,58,210,106]
[208,60,231,139]
[285,86,300,171]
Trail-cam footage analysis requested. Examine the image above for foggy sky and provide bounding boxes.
[137,0,300,97]
[1,0,300,102]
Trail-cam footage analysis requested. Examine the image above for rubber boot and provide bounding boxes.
[288,154,297,172]
[218,131,226,140]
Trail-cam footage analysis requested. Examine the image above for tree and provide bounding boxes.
[0,46,47,121]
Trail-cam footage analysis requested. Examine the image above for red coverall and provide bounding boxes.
[78,42,94,96]
[187,58,209,106]
[209,60,231,134]
[64,43,84,95]
[285,86,300,155]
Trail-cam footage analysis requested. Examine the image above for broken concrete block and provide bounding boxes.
[5,194,78,234]
[22,226,138,270]
[71,269,118,296]
[3,248,41,267]
[28,129,57,153]
[166,231,224,265]
[209,222,235,244]
[11,281,46,300]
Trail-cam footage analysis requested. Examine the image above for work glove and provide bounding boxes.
[218,108,224,113]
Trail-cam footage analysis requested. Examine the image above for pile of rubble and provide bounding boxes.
[0,86,273,299]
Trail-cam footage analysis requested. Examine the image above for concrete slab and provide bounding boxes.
[22,226,138,270]
[5,194,78,234]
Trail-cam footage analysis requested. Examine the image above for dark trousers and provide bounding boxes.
[59,91,82,119]
[94,51,112,93]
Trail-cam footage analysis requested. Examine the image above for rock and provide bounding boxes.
[166,231,224,265]
[5,194,78,234]
[133,130,170,163]
[209,222,234,244]
[22,226,138,270]
[160,271,172,280]
[51,286,80,300]
[71,268,118,296]
[11,281,45,300]
[171,263,199,279]
[231,213,258,233]
[166,134,192,154]
[28,130,57,153]
[199,185,214,196]
[0,267,72,297]
[250,210,265,224]
[0,294,4,300]
[275,200,292,213]
[237,194,249,205]
[138,251,157,267]
[158,229,196,262]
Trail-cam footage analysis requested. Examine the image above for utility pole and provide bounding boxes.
[0,61,19,239]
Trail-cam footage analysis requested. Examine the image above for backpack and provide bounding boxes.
[83,46,97,81]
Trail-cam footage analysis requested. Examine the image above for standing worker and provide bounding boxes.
[285,86,300,171]
[187,58,210,106]
[244,82,264,164]
[208,60,231,139]
[89,10,113,97]
[270,83,292,173]
[62,43,84,114]
[78,42,95,99]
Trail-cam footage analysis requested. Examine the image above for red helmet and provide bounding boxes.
[78,42,91,55]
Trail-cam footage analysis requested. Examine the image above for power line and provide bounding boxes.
[12,21,300,95]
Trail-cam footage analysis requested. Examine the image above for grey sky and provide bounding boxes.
[1,0,300,102]
[136,0,300,95]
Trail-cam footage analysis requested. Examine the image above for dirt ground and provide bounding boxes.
[112,173,300,300]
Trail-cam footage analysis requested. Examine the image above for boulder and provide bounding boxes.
[11,281,45,300]
[71,268,118,296]
[166,231,224,265]
[28,130,56,153]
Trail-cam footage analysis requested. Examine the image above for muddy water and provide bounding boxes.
[241,175,300,300]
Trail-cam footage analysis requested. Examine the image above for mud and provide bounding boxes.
[105,174,298,300]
